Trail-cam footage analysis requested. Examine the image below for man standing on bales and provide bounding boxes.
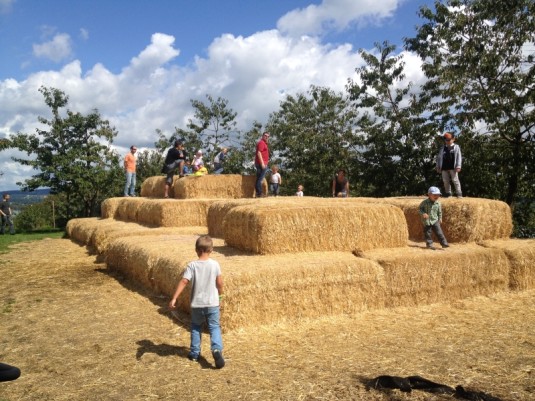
[0,193,15,235]
[419,186,450,250]
[213,147,228,174]
[436,132,462,198]
[123,145,137,197]
[169,235,225,369]
[255,132,270,198]
[162,140,188,198]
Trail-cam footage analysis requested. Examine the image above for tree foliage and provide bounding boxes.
[9,86,123,220]
[267,86,359,196]
[405,0,535,204]
[347,41,439,196]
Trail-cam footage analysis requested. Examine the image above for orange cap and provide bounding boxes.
[443,132,453,139]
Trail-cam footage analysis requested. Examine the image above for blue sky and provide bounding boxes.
[0,0,435,190]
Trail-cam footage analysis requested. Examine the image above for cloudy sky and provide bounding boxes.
[0,0,434,191]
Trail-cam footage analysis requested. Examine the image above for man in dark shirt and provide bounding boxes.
[0,193,15,235]
[162,140,188,198]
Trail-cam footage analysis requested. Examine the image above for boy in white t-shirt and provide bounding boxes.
[296,184,304,196]
[269,165,282,196]
[169,235,225,368]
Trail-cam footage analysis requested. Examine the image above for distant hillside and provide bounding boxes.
[2,188,51,211]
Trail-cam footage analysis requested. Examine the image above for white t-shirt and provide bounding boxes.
[296,190,303,196]
[270,172,281,184]
[183,259,221,308]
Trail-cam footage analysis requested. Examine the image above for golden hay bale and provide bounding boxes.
[355,196,513,243]
[140,175,179,198]
[362,243,510,307]
[135,198,218,227]
[89,220,207,254]
[173,174,266,199]
[104,234,386,331]
[207,199,259,238]
[101,197,122,218]
[114,197,145,221]
[479,239,535,291]
[66,217,103,245]
[223,200,408,254]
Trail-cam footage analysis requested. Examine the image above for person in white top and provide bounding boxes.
[192,150,204,172]
[269,165,282,196]
[296,184,304,196]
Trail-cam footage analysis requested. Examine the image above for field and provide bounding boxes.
[1,237,533,401]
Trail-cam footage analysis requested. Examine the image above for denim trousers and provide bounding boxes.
[1,215,14,234]
[423,222,448,246]
[124,172,136,196]
[190,306,223,357]
[255,164,269,197]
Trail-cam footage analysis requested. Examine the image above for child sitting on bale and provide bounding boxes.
[419,186,450,250]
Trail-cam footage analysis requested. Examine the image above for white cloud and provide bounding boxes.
[0,0,14,14]
[33,33,73,63]
[277,0,399,37]
[0,1,426,191]
[79,28,89,40]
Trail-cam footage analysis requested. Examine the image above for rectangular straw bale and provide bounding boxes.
[90,220,207,254]
[207,199,259,238]
[101,197,122,218]
[223,200,408,254]
[135,198,217,227]
[174,175,261,199]
[357,197,513,243]
[362,243,510,308]
[66,217,103,245]
[140,175,179,198]
[103,234,387,331]
[479,239,535,291]
[114,197,146,221]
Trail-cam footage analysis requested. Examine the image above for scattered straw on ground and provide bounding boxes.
[1,238,533,400]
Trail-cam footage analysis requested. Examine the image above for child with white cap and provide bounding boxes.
[419,186,450,250]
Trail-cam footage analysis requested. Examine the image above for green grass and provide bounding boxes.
[0,229,65,254]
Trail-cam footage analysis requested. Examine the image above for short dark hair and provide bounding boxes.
[174,140,183,147]
[195,235,213,254]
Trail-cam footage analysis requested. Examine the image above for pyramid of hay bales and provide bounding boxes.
[66,174,534,331]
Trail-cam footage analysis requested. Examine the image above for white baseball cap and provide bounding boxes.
[428,186,442,195]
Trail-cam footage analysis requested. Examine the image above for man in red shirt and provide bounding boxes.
[123,145,137,196]
[255,132,270,197]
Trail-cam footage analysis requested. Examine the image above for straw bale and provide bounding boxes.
[223,200,408,254]
[66,217,103,245]
[101,197,122,218]
[104,234,387,331]
[134,198,217,227]
[114,197,145,221]
[355,196,512,243]
[140,175,179,198]
[173,174,267,199]
[90,220,207,254]
[479,238,535,291]
[362,243,510,307]
[207,199,259,238]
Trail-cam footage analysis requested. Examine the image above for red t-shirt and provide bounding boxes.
[255,138,269,165]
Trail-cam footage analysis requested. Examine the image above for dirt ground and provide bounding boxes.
[0,238,533,401]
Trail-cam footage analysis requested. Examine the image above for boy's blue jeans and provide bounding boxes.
[190,306,223,358]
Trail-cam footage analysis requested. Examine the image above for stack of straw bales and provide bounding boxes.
[362,244,510,307]
[354,197,513,243]
[479,239,535,291]
[223,200,408,254]
[105,235,387,331]
[140,174,267,199]
[67,217,207,254]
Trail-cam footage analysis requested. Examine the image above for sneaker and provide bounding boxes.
[427,245,436,250]
[188,353,199,362]
[212,350,225,369]
[456,195,463,198]
[441,243,450,248]
[443,193,452,198]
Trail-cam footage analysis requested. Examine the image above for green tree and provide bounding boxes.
[405,0,535,205]
[177,95,240,169]
[267,86,359,196]
[346,42,438,196]
[9,86,123,221]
